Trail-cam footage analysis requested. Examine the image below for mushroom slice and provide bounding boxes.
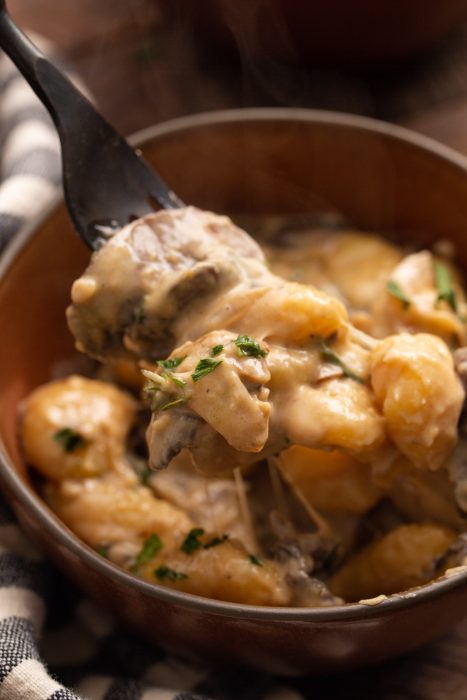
[67,207,270,362]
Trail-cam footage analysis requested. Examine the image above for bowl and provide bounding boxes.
[176,0,467,68]
[1,108,467,675]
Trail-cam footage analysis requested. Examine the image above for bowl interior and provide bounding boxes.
[2,108,467,612]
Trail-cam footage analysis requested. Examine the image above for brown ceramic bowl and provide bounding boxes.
[177,0,467,68]
[1,109,467,675]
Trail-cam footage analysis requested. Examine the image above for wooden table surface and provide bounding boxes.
[6,1,467,698]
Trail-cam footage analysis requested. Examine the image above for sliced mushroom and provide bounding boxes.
[67,207,271,362]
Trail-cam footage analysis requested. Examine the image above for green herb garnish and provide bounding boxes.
[166,373,187,388]
[191,358,222,382]
[141,370,187,411]
[127,455,153,485]
[210,344,224,357]
[97,545,109,558]
[127,454,153,486]
[181,528,205,554]
[133,533,162,572]
[157,356,187,370]
[386,279,411,310]
[159,369,187,389]
[140,466,152,486]
[234,334,268,358]
[160,397,187,411]
[204,534,229,549]
[319,341,364,384]
[142,368,188,412]
[248,554,263,567]
[435,261,459,313]
[53,427,86,453]
[142,370,165,410]
[154,565,188,581]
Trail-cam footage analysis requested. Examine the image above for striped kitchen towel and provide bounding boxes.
[0,45,306,700]
[0,37,60,252]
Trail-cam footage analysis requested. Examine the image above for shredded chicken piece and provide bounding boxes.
[67,207,272,362]
[22,211,467,608]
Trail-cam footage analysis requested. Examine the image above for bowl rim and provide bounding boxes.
[2,106,467,622]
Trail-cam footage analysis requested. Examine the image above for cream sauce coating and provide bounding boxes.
[22,208,467,606]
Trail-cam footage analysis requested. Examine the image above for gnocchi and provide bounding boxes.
[22,209,467,606]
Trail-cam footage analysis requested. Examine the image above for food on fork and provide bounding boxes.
[21,206,467,606]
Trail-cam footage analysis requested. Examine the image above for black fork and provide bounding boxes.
[0,1,183,249]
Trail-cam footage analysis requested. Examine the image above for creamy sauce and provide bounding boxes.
[68,208,465,479]
[21,207,467,606]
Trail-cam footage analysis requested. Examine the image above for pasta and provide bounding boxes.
[21,208,467,606]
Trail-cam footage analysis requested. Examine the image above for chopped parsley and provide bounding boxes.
[204,534,229,549]
[160,397,187,411]
[97,545,109,558]
[234,334,268,358]
[132,533,162,572]
[154,565,188,581]
[157,356,186,370]
[142,368,188,412]
[139,466,153,486]
[386,279,411,310]
[319,341,364,384]
[142,370,165,409]
[181,528,205,554]
[191,358,222,382]
[53,427,86,453]
[181,530,229,554]
[127,455,153,485]
[248,554,263,567]
[210,344,224,357]
[166,373,187,388]
[435,261,459,314]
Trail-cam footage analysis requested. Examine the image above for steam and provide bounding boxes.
[216,0,371,112]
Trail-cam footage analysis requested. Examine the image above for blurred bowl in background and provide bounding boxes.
[176,0,467,68]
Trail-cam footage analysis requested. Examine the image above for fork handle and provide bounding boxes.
[0,3,71,130]
[0,2,183,247]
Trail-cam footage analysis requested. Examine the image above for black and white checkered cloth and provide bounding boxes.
[0,48,307,700]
